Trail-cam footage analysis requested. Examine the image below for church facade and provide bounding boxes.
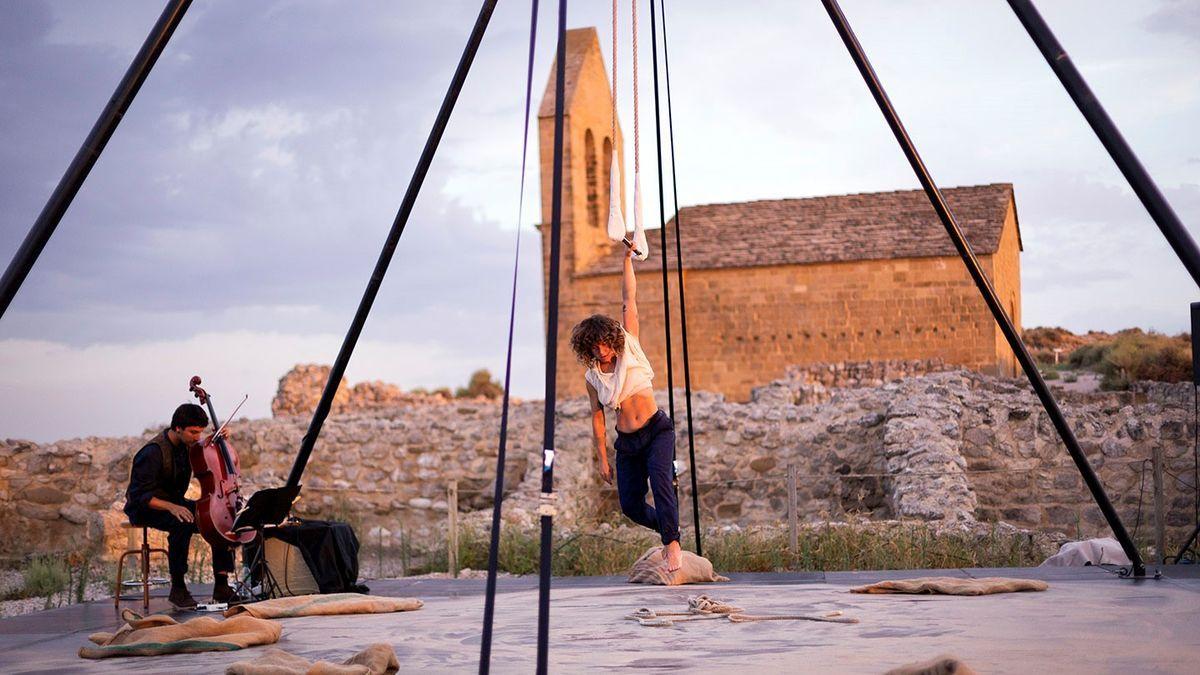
[539,28,1022,402]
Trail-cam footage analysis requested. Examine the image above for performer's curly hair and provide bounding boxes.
[570,314,625,366]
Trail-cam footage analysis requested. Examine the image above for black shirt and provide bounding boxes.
[124,430,192,516]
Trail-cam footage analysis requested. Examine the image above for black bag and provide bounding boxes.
[247,518,368,594]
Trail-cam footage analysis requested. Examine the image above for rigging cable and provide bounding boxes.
[285,0,500,489]
[633,0,675,437]
[0,0,192,319]
[653,0,702,556]
[478,1,539,671]
[646,0,677,484]
[536,1,568,672]
[820,0,1144,576]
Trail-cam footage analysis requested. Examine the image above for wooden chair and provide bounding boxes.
[114,522,169,612]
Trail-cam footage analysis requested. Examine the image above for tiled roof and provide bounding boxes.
[538,28,601,118]
[580,183,1017,275]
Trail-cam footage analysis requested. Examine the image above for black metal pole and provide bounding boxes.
[820,0,1145,577]
[286,0,499,489]
[657,0,702,557]
[648,1,677,484]
[479,1,538,672]
[1007,0,1200,288]
[0,0,191,321]
[536,1,567,672]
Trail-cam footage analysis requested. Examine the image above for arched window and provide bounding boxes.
[584,130,599,229]
[602,136,613,221]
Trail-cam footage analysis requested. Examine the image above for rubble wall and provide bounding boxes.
[0,369,1193,561]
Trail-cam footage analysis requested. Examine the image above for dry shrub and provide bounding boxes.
[1064,329,1191,389]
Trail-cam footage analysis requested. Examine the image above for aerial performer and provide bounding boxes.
[571,243,682,572]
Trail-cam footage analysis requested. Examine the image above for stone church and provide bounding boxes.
[539,28,1022,402]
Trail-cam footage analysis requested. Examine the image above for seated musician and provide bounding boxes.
[124,403,235,609]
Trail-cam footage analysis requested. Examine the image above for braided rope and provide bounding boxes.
[728,611,859,624]
[611,0,618,142]
[624,596,859,627]
[688,595,742,615]
[630,0,639,173]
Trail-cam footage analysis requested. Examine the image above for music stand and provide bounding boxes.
[232,485,302,603]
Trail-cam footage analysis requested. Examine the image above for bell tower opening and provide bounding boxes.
[585,129,599,229]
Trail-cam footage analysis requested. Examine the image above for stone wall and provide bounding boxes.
[1,369,1195,563]
[750,359,954,405]
[270,364,454,417]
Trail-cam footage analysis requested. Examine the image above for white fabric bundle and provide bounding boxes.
[630,171,649,260]
[607,154,625,241]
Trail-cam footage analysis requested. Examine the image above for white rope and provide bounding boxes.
[611,0,618,144]
[623,595,860,628]
[630,0,640,176]
[627,0,649,259]
[606,0,627,242]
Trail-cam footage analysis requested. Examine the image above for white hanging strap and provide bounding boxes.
[606,0,626,242]
[631,177,648,259]
[628,0,649,260]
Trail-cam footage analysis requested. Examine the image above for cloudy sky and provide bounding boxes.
[1,0,1197,442]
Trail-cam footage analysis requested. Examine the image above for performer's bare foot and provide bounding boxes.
[664,540,683,572]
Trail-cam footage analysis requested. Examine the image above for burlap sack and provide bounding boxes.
[851,576,1048,595]
[1040,537,1131,567]
[627,546,730,586]
[224,593,422,619]
[225,643,399,675]
[886,655,978,675]
[80,610,281,659]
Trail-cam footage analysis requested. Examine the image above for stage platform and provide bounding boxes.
[2,565,1197,673]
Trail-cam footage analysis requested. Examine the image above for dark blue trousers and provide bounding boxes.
[126,499,235,582]
[614,410,679,545]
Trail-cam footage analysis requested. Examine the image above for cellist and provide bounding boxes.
[124,403,235,609]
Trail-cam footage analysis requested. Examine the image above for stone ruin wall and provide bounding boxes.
[0,363,1195,563]
[762,358,954,405]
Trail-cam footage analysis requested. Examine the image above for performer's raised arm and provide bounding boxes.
[622,245,639,339]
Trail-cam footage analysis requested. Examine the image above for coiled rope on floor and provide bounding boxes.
[624,595,858,627]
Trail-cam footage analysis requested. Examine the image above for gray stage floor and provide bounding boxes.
[2,565,1198,673]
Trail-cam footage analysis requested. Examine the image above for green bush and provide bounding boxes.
[23,556,70,609]
[1100,372,1130,391]
[1105,330,1191,384]
[1067,342,1110,369]
[1042,369,1060,381]
[406,521,1051,576]
[67,542,105,604]
[456,369,504,399]
[1066,330,1191,389]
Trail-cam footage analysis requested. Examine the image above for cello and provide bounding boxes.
[188,376,255,547]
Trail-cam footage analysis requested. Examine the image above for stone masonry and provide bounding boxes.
[0,366,1194,562]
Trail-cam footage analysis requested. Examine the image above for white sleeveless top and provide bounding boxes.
[584,329,654,411]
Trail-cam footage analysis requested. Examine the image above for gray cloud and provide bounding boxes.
[1,0,537,351]
[2,0,1199,442]
[1143,0,1200,44]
